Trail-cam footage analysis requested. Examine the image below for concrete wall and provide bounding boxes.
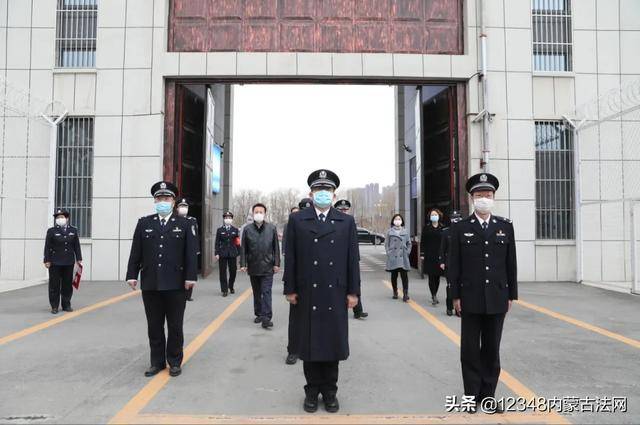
[1,0,639,290]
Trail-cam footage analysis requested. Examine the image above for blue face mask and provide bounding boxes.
[430,215,439,223]
[313,190,333,208]
[155,201,173,216]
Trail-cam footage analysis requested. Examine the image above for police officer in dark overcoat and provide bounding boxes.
[334,199,368,320]
[214,211,240,297]
[284,169,360,414]
[126,181,198,378]
[176,198,200,301]
[439,210,462,316]
[43,208,82,314]
[448,173,518,414]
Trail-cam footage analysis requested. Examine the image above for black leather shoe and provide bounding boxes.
[62,306,73,312]
[303,394,319,413]
[403,294,410,302]
[187,297,194,301]
[51,308,58,314]
[392,293,398,299]
[222,292,228,297]
[254,317,262,324]
[354,311,368,319]
[169,366,182,377]
[262,320,274,329]
[446,309,453,316]
[144,365,165,377]
[230,288,235,294]
[285,353,298,365]
[323,394,340,413]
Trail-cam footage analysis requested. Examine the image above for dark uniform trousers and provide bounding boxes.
[48,265,74,309]
[219,257,237,293]
[142,289,187,368]
[287,304,298,355]
[460,312,505,399]
[303,361,339,396]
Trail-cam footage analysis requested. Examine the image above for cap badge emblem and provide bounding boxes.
[319,170,327,179]
[160,182,167,189]
[480,174,487,182]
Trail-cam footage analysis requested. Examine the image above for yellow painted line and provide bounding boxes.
[0,290,140,346]
[382,281,569,425]
[515,299,640,350]
[134,412,558,424]
[109,288,252,425]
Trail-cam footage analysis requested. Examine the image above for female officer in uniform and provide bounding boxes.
[43,209,82,314]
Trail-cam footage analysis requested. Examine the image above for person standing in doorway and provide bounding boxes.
[176,198,200,301]
[215,211,240,297]
[284,169,360,414]
[420,209,444,306]
[439,210,463,316]
[126,181,198,378]
[240,203,280,329]
[43,209,82,314]
[448,173,518,414]
[385,213,412,302]
[334,199,368,320]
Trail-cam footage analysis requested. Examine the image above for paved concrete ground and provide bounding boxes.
[0,245,638,424]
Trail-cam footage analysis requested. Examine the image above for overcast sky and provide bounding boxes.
[232,84,395,195]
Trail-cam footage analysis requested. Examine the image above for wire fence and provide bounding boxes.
[573,77,640,294]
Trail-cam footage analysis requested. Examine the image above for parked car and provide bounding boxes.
[357,228,385,245]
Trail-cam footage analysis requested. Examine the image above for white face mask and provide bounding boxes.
[253,212,265,223]
[393,219,402,227]
[473,197,494,214]
[55,217,67,227]
[223,218,233,225]
[177,206,188,217]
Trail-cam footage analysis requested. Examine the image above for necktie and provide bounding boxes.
[319,213,325,222]
[482,222,488,231]
[161,218,166,227]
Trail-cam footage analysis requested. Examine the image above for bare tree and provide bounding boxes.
[232,189,264,225]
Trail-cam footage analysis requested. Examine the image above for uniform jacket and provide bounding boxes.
[126,213,199,291]
[283,207,361,362]
[384,227,411,271]
[439,226,452,279]
[240,222,280,276]
[448,214,518,314]
[43,225,82,266]
[420,223,445,276]
[214,224,239,258]
[186,216,200,255]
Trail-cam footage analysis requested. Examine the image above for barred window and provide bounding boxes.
[56,117,94,238]
[55,0,98,68]
[532,0,572,72]
[535,121,575,240]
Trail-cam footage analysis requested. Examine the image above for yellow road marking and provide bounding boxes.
[382,280,569,424]
[0,290,140,346]
[109,288,252,424]
[515,299,640,350]
[134,412,559,424]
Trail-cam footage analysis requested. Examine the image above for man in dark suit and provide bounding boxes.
[215,211,240,297]
[43,209,82,314]
[284,169,360,414]
[126,181,198,378]
[448,173,518,414]
[176,198,199,301]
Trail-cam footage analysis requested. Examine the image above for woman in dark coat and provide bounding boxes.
[420,208,444,306]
